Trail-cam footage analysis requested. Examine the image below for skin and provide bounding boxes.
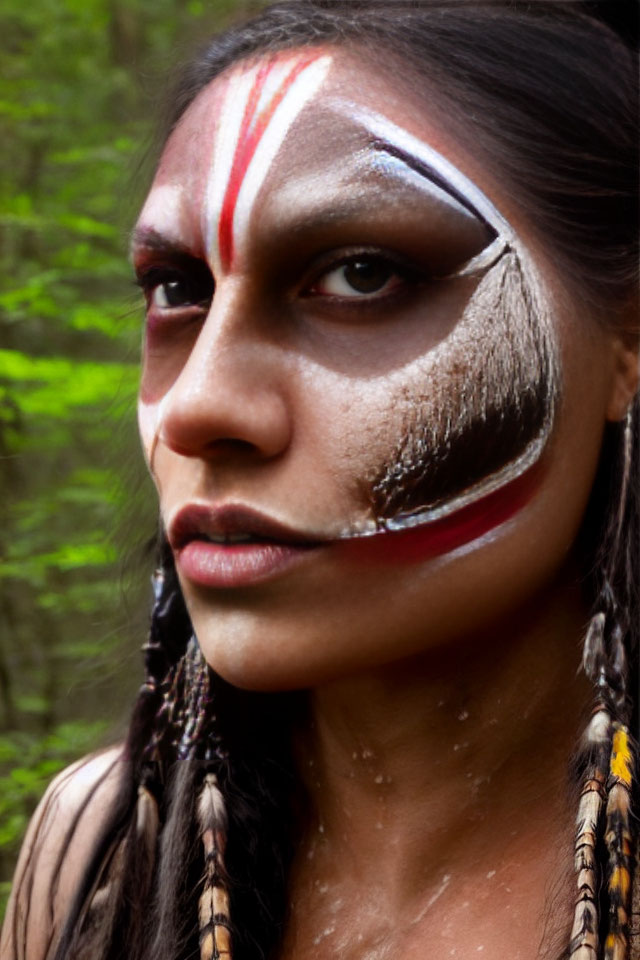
[3,45,637,960]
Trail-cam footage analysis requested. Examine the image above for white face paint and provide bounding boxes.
[204,52,333,273]
[331,102,514,282]
[337,102,515,238]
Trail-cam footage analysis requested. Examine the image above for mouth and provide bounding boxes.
[168,504,322,589]
[168,503,322,550]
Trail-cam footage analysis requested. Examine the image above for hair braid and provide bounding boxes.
[52,536,196,960]
[140,545,299,960]
[570,407,639,960]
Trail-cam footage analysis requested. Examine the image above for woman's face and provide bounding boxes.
[133,48,631,690]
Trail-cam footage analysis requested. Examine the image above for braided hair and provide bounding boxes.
[16,3,636,960]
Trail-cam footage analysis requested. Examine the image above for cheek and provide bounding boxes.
[317,251,558,529]
[140,325,200,403]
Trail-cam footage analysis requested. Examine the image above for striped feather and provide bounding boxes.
[197,772,232,960]
[569,707,612,959]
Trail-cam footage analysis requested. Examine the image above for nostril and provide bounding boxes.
[204,437,266,459]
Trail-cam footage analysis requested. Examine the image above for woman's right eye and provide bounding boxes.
[151,277,199,309]
[137,263,214,313]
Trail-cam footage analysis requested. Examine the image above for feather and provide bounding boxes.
[569,708,612,959]
[604,725,633,960]
[582,613,606,685]
[136,782,159,874]
[197,772,232,960]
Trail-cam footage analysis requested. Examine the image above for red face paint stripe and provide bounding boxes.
[335,460,545,566]
[218,53,322,271]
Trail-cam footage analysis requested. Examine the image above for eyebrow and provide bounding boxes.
[129,226,194,260]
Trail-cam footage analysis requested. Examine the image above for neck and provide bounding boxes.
[286,571,591,959]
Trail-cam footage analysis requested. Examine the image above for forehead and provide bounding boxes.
[153,47,459,182]
[138,46,513,265]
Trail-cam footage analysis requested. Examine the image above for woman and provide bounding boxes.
[2,2,638,958]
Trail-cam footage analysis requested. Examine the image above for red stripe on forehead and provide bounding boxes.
[218,53,321,271]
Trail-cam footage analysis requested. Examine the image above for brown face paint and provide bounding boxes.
[366,249,557,531]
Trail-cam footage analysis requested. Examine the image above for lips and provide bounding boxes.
[168,504,321,588]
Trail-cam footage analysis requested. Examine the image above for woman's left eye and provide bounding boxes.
[309,256,410,299]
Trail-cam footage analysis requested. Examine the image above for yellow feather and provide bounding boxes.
[609,865,630,900]
[610,727,632,786]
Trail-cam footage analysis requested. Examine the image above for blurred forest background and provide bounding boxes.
[0,0,263,917]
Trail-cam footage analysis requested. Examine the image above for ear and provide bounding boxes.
[606,335,640,422]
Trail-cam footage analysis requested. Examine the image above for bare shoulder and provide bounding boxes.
[1,745,126,960]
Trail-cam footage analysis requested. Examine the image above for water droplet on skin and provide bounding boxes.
[352,751,358,760]
[477,946,485,952]
[486,870,496,879]
[362,748,374,759]
[374,774,384,784]
[375,821,383,829]
[319,883,329,894]
[312,925,336,946]
[318,823,325,834]
[458,710,469,721]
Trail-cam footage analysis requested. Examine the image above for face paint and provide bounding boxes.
[339,103,514,239]
[322,248,558,565]
[324,252,558,558]
[367,251,557,527]
[315,104,559,553]
[206,51,332,272]
[137,58,561,570]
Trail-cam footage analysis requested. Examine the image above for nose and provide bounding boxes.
[157,285,293,462]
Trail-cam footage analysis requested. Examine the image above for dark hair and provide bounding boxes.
[9,4,638,960]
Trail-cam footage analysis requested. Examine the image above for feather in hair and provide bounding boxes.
[604,724,634,960]
[197,772,232,960]
[568,707,612,959]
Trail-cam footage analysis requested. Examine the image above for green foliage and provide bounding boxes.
[0,0,262,923]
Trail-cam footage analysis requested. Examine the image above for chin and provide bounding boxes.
[191,617,317,692]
